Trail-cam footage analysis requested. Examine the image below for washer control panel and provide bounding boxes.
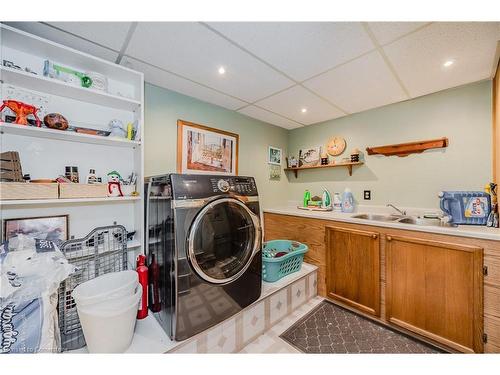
[171,174,258,200]
[210,177,257,196]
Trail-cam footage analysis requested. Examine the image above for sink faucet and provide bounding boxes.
[387,204,407,216]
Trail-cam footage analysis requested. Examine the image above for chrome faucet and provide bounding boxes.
[387,204,407,216]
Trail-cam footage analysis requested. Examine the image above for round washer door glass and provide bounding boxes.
[188,198,258,283]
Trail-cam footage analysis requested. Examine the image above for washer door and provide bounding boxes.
[187,197,261,284]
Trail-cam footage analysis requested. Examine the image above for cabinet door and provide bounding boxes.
[386,235,483,353]
[326,226,380,317]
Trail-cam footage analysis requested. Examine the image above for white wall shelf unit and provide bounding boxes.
[0,67,141,111]
[0,122,141,148]
[0,24,145,259]
[0,196,141,207]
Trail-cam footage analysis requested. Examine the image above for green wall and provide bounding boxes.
[287,80,493,209]
[145,80,492,210]
[144,83,289,208]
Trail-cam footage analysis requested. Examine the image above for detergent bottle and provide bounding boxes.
[303,190,311,207]
[333,193,342,212]
[341,188,355,213]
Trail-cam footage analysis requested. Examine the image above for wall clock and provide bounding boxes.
[326,137,346,156]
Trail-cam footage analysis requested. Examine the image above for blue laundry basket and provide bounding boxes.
[262,240,308,282]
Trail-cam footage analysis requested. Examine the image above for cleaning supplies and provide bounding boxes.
[321,187,332,209]
[333,193,342,212]
[439,191,491,225]
[136,255,148,320]
[341,188,355,213]
[486,183,499,228]
[303,190,311,207]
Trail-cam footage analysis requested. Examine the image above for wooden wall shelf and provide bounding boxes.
[366,137,448,157]
[284,162,363,178]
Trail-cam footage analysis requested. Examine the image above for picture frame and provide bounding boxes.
[299,147,321,167]
[177,119,239,175]
[3,215,69,243]
[268,146,282,165]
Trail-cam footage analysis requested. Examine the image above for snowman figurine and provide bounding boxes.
[107,170,124,197]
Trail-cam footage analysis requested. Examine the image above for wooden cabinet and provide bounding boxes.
[264,212,500,353]
[325,226,381,317]
[385,234,484,353]
[264,213,329,296]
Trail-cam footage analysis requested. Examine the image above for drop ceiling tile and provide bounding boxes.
[255,85,345,125]
[383,22,500,98]
[367,22,430,45]
[207,22,375,82]
[124,22,294,102]
[121,57,247,110]
[237,106,303,129]
[4,22,119,62]
[47,22,132,51]
[303,51,408,114]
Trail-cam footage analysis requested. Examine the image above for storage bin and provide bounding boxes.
[262,240,308,282]
[0,182,58,200]
[76,286,141,353]
[71,270,138,307]
[59,183,108,199]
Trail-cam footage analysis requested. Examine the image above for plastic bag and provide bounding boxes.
[0,235,76,353]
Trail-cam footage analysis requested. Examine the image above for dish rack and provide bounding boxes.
[58,225,128,351]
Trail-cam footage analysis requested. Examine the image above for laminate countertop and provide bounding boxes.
[263,206,500,242]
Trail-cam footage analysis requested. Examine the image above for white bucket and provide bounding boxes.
[77,285,142,353]
[72,270,138,307]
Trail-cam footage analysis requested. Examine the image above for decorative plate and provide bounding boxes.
[326,137,346,156]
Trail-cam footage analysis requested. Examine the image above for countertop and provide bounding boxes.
[263,205,500,241]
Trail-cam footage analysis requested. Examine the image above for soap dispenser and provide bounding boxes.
[341,188,355,213]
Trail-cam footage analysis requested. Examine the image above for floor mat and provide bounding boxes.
[280,300,445,354]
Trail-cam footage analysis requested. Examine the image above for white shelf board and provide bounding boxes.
[0,122,141,148]
[1,196,141,207]
[0,67,141,111]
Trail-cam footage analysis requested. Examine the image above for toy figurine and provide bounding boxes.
[108,119,127,138]
[107,170,124,197]
[0,100,41,127]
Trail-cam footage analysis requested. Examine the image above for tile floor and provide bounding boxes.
[239,296,324,353]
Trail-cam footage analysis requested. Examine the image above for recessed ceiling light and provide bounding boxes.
[301,108,307,113]
[443,60,455,68]
[218,66,226,75]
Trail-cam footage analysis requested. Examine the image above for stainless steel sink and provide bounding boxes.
[351,214,401,222]
[397,217,453,227]
[352,213,454,227]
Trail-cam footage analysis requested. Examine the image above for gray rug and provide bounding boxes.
[280,300,445,354]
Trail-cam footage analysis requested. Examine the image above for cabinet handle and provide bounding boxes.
[386,235,392,241]
[372,234,378,239]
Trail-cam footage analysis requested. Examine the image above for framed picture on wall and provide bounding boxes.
[299,147,321,167]
[177,119,239,175]
[268,146,282,165]
[3,215,69,243]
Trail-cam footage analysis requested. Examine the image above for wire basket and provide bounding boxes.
[262,240,308,282]
[57,225,128,351]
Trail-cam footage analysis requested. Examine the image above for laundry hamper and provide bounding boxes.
[262,240,308,282]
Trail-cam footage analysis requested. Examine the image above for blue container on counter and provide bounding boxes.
[439,191,491,225]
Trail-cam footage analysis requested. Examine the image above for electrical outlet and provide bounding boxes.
[364,190,371,200]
